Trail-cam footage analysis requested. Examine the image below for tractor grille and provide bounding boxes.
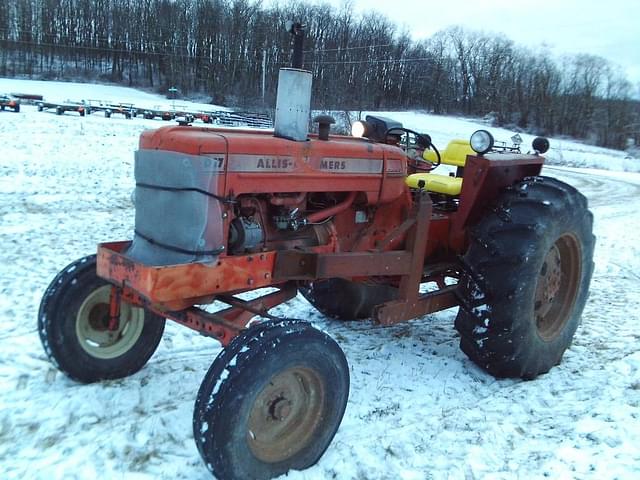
[125,149,225,266]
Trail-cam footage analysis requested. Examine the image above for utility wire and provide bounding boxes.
[303,43,394,54]
[309,56,432,66]
[4,39,428,67]
[1,39,215,60]
[1,28,400,56]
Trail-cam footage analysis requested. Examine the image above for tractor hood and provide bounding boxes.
[126,125,408,266]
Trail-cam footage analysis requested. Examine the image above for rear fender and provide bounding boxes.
[449,153,544,250]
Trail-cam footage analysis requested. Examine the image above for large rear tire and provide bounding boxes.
[299,278,397,320]
[193,320,349,479]
[455,176,595,379]
[38,255,166,383]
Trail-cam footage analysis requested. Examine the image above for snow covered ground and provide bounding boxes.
[1,79,639,480]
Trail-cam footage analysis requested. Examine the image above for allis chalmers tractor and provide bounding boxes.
[38,24,594,480]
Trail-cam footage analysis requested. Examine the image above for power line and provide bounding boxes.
[1,39,216,61]
[4,38,430,68]
[303,43,394,54]
[311,56,432,66]
[0,28,221,52]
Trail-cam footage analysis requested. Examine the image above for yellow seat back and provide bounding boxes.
[423,139,474,167]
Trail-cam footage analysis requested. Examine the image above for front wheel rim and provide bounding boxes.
[534,233,582,341]
[75,285,145,359]
[247,366,326,463]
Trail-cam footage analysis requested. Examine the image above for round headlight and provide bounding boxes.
[532,137,550,154]
[470,130,494,155]
[351,121,368,138]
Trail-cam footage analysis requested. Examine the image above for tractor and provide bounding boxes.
[38,23,594,480]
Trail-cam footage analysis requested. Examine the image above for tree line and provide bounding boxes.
[1,0,638,150]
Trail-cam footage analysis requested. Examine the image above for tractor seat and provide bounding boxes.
[405,173,463,195]
[405,139,473,196]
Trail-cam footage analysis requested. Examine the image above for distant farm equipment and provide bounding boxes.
[83,100,137,119]
[9,92,43,104]
[38,100,87,116]
[33,96,273,128]
[0,94,21,112]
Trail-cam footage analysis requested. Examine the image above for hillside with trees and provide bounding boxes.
[1,0,638,150]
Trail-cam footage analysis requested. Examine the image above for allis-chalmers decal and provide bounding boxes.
[228,154,295,172]
[321,159,346,170]
[318,158,383,174]
[225,154,383,174]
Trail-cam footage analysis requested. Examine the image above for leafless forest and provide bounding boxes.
[1,0,639,150]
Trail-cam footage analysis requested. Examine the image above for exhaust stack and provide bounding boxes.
[274,22,311,142]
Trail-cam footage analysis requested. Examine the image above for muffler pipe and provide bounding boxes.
[274,21,311,142]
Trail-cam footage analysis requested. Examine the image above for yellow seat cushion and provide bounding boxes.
[423,139,474,167]
[405,173,463,195]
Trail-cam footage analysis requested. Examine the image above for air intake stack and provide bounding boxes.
[274,21,312,142]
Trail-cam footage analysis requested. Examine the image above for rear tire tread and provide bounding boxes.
[455,176,595,379]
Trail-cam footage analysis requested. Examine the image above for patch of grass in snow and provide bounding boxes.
[124,445,160,471]
[383,444,398,457]
[40,435,60,448]
[0,417,11,442]
[360,402,401,421]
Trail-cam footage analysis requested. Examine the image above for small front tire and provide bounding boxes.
[193,320,349,479]
[38,255,166,383]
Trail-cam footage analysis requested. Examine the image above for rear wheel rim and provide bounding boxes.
[75,285,145,359]
[534,233,582,341]
[247,366,325,463]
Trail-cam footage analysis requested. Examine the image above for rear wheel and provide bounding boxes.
[455,176,595,379]
[38,255,165,383]
[299,278,397,320]
[193,320,349,479]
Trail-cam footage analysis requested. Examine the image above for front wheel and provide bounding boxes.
[455,176,595,379]
[38,255,165,383]
[193,320,349,479]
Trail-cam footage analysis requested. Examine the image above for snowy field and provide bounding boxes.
[0,77,228,114]
[1,78,640,480]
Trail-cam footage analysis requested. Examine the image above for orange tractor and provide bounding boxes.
[38,23,594,480]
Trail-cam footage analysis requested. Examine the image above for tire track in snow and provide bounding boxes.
[543,166,640,209]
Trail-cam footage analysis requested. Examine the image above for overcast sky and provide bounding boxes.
[317,0,640,85]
